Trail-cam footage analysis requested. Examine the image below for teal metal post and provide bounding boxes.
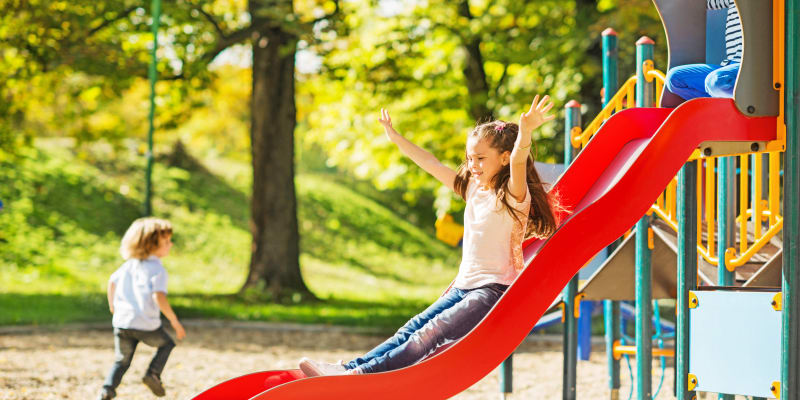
[676,162,698,400]
[601,26,621,400]
[717,153,733,400]
[144,0,161,216]
[717,155,735,290]
[500,354,512,397]
[634,36,654,400]
[782,0,799,398]
[562,100,581,400]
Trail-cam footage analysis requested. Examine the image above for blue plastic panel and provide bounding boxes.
[689,290,781,398]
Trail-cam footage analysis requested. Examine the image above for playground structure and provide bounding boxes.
[189,0,799,398]
[549,0,793,399]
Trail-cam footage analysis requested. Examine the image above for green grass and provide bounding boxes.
[0,140,460,332]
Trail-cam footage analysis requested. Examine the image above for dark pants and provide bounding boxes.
[345,283,506,374]
[102,326,175,390]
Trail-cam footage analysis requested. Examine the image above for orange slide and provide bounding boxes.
[192,98,776,400]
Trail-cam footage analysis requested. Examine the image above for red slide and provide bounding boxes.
[192,98,776,400]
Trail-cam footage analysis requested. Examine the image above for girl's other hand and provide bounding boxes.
[379,108,398,138]
[519,94,556,133]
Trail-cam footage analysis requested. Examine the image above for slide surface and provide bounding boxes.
[192,98,776,400]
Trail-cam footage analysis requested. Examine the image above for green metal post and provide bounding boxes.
[144,0,161,217]
[676,162,698,400]
[782,0,799,399]
[602,27,621,400]
[634,36,654,400]
[562,101,581,400]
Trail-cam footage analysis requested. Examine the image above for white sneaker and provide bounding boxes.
[299,357,348,377]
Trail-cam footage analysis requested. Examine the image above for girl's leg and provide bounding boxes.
[344,288,466,370]
[665,64,720,100]
[355,285,505,374]
[705,63,740,98]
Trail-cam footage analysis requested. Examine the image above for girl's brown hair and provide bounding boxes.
[453,120,558,239]
[119,217,173,260]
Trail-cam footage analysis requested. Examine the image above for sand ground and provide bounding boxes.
[0,320,685,399]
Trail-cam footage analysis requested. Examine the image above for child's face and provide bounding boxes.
[153,235,173,258]
[466,136,509,188]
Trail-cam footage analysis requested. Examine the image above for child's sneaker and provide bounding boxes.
[142,372,166,397]
[298,357,347,377]
[96,387,115,400]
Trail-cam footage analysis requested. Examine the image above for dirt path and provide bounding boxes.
[0,320,677,399]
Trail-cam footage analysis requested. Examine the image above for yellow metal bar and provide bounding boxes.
[705,158,716,253]
[573,76,637,148]
[727,217,784,268]
[697,160,703,252]
[626,83,635,108]
[667,178,676,221]
[740,155,749,254]
[754,155,763,237]
[769,152,780,226]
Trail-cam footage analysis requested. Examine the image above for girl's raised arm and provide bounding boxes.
[379,109,457,192]
[510,95,555,202]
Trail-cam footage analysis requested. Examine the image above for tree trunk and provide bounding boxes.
[458,0,493,122]
[242,1,311,299]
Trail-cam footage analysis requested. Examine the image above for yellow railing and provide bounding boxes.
[570,60,783,270]
[648,154,783,269]
[570,61,666,149]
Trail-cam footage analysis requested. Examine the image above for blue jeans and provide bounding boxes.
[345,283,506,374]
[102,326,175,390]
[665,63,740,100]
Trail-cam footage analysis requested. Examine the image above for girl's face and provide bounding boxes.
[466,136,510,188]
[153,234,173,258]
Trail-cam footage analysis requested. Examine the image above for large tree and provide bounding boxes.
[1,0,343,299]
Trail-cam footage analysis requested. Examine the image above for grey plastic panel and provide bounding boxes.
[653,0,707,108]
[706,9,728,65]
[733,0,779,116]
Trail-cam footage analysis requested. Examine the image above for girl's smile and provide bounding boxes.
[466,136,509,188]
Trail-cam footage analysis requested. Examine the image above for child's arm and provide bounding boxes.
[511,95,555,201]
[153,292,186,340]
[379,108,458,192]
[107,281,116,314]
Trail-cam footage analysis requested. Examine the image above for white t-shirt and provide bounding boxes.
[109,256,168,331]
[453,180,531,289]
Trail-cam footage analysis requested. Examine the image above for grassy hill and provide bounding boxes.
[0,140,460,331]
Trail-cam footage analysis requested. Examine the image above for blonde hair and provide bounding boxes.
[120,217,173,260]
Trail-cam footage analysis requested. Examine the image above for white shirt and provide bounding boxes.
[109,256,168,331]
[454,180,531,289]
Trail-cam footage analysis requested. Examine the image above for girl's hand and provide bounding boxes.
[379,108,399,139]
[519,94,556,133]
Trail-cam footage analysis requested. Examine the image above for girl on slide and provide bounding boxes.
[300,95,559,376]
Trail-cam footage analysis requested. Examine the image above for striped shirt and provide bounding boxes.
[707,0,742,66]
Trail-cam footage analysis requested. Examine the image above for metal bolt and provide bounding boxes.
[772,300,778,306]
[747,105,755,113]
[776,83,782,89]
[703,147,712,156]
[771,385,776,391]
